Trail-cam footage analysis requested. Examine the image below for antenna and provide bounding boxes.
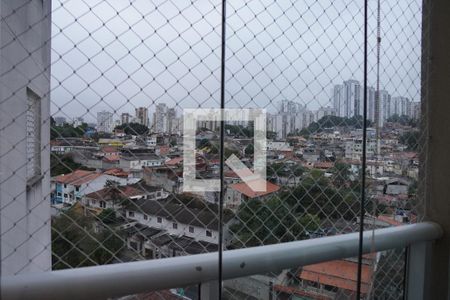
[375,0,381,158]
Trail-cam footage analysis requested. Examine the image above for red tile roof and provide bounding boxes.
[314,161,335,169]
[165,157,183,166]
[103,168,129,178]
[85,185,144,201]
[377,215,402,226]
[298,259,373,294]
[273,285,333,300]
[102,146,119,153]
[54,170,102,186]
[103,154,120,162]
[230,179,280,198]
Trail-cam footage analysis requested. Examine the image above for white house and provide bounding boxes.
[266,141,292,152]
[123,198,232,244]
[51,170,139,205]
[119,154,164,171]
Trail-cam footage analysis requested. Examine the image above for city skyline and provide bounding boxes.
[50,0,422,124]
[53,77,420,126]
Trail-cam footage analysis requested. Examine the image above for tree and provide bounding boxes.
[114,122,149,135]
[280,172,359,220]
[52,208,124,269]
[331,162,351,186]
[229,197,320,248]
[103,180,127,209]
[51,122,88,140]
[399,130,419,150]
[267,163,288,177]
[98,208,121,225]
[387,114,418,127]
[266,131,277,140]
[244,144,254,156]
[300,115,373,136]
[50,154,94,176]
[198,138,211,149]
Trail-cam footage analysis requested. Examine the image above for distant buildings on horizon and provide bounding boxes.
[59,79,420,136]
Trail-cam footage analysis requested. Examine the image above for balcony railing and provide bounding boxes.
[1,222,442,300]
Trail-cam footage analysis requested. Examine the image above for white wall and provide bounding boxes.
[124,209,218,244]
[0,0,52,275]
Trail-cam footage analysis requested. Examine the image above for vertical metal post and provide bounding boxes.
[200,281,219,300]
[422,0,450,298]
[405,242,431,300]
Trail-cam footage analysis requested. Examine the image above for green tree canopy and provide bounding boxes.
[399,130,419,150]
[52,208,124,269]
[300,115,373,136]
[50,154,94,176]
[51,122,88,140]
[114,122,149,135]
[229,197,320,248]
[244,144,254,156]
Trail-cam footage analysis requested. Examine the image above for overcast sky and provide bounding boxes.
[50,0,422,123]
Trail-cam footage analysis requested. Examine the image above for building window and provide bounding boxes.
[128,211,135,217]
[64,193,68,198]
[206,230,212,237]
[157,217,162,223]
[75,186,80,192]
[57,192,61,197]
[143,215,148,220]
[26,88,41,180]
[99,201,106,208]
[172,223,178,229]
[189,226,194,233]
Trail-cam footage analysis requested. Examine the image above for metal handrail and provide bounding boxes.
[1,222,442,300]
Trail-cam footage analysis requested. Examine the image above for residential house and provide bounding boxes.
[119,148,164,173]
[274,256,376,299]
[385,178,409,195]
[51,170,138,205]
[122,198,233,258]
[83,182,168,211]
[225,179,280,211]
[143,166,183,194]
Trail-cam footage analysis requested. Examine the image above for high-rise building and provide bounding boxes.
[171,116,183,135]
[367,87,376,122]
[268,100,313,139]
[54,116,66,126]
[72,117,84,127]
[390,97,410,117]
[135,107,149,127]
[333,84,345,117]
[333,80,362,118]
[411,102,421,120]
[166,108,177,134]
[97,111,114,133]
[379,90,391,123]
[315,107,335,122]
[153,103,168,133]
[344,80,362,117]
[121,112,131,125]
